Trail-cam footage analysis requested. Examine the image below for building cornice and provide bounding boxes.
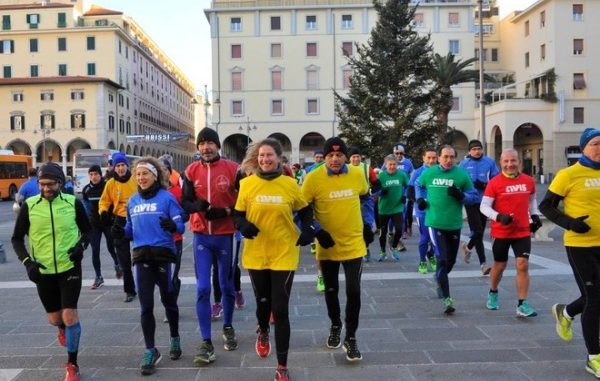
[0,76,124,89]
[0,2,72,11]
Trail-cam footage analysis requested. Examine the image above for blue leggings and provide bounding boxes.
[428,227,460,299]
[193,233,235,340]
[417,216,432,262]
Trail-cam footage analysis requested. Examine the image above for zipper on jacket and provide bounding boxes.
[207,163,212,235]
[49,200,58,273]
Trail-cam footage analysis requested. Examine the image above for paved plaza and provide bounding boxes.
[0,198,592,381]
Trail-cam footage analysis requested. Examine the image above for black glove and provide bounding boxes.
[100,211,112,227]
[24,257,46,284]
[416,198,428,211]
[496,213,513,225]
[363,224,374,245]
[159,216,177,233]
[192,199,210,213]
[111,224,125,239]
[315,229,335,249]
[447,185,465,201]
[570,215,591,233]
[380,188,388,196]
[205,207,228,221]
[530,215,542,233]
[237,219,259,239]
[67,242,85,263]
[474,180,487,191]
[296,226,315,246]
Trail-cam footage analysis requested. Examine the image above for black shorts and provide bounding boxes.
[492,236,531,263]
[36,265,82,313]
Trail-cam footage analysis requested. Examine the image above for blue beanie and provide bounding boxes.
[112,152,128,167]
[580,128,600,150]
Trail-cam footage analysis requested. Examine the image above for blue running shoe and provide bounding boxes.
[516,300,537,317]
[486,292,499,310]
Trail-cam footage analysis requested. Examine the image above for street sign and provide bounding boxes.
[125,133,190,143]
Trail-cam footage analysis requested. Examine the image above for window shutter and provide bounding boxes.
[21,116,25,130]
[71,114,75,128]
[0,42,3,54]
[10,40,14,53]
[81,115,85,128]
[10,116,14,130]
[26,14,30,23]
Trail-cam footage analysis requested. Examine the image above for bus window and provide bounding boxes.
[73,149,139,193]
[0,155,32,200]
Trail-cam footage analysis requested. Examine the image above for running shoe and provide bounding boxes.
[64,362,80,381]
[114,264,123,280]
[124,293,136,303]
[377,251,387,262]
[310,242,316,255]
[551,304,573,341]
[193,340,216,365]
[140,348,162,375]
[274,365,290,381]
[486,291,499,310]
[223,326,238,351]
[169,336,182,360]
[57,327,66,347]
[460,242,471,264]
[211,303,223,320]
[418,262,428,274]
[326,324,343,349]
[587,354,600,379]
[396,240,407,252]
[316,275,325,292]
[269,311,275,325]
[256,327,271,358]
[364,249,371,263]
[481,263,492,276]
[91,276,104,290]
[429,256,437,272]
[443,297,455,314]
[516,300,538,317]
[343,338,363,362]
[235,291,245,309]
[391,248,401,261]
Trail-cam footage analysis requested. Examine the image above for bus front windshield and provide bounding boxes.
[74,154,110,169]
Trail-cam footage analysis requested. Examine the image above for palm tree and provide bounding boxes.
[430,53,493,141]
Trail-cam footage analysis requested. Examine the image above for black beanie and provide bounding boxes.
[38,162,65,184]
[468,139,483,150]
[196,127,221,148]
[88,165,102,174]
[323,137,348,157]
[348,146,361,157]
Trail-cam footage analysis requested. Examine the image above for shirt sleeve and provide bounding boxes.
[234,179,248,212]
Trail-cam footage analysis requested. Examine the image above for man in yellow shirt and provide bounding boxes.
[301,137,368,362]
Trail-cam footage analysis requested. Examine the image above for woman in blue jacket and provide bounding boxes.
[112,157,185,376]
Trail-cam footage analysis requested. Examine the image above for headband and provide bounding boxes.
[137,162,157,177]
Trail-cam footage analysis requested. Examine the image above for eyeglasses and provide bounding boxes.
[38,181,58,188]
[394,152,404,155]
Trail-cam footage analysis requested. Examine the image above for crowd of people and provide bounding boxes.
[10,127,600,381]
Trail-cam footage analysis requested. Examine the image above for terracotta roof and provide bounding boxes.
[83,5,123,16]
[0,2,73,11]
[0,76,124,89]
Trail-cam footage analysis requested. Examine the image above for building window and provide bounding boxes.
[87,63,96,75]
[525,20,529,36]
[58,64,67,76]
[574,39,583,55]
[341,14,353,29]
[87,36,95,50]
[30,64,39,77]
[573,4,583,21]
[71,90,85,100]
[231,71,242,91]
[448,12,459,27]
[540,11,545,28]
[525,52,530,67]
[449,40,460,55]
[57,12,66,28]
[231,44,241,59]
[2,15,10,30]
[108,115,115,130]
[41,91,54,101]
[71,113,85,129]
[119,119,124,133]
[1,39,14,54]
[12,92,23,102]
[540,44,546,60]
[27,13,40,28]
[58,37,67,51]
[41,114,55,129]
[271,43,281,58]
[306,42,317,57]
[271,70,282,90]
[271,99,283,115]
[231,17,241,31]
[413,13,424,27]
[342,42,353,56]
[29,38,38,52]
[573,73,586,90]
[574,107,584,123]
[307,98,319,114]
[232,100,243,116]
[343,69,352,89]
[270,16,281,31]
[307,69,318,90]
[491,48,498,62]
[306,15,316,30]
[451,97,460,112]
[3,65,11,78]
[10,115,24,131]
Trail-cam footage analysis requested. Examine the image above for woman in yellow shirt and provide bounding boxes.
[233,138,314,381]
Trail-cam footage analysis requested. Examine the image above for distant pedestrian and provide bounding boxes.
[15,167,39,205]
[539,128,600,378]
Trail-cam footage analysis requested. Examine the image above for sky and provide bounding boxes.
[93,0,537,94]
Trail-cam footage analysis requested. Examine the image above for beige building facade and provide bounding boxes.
[0,0,196,173]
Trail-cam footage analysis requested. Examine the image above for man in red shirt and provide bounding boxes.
[479,148,542,317]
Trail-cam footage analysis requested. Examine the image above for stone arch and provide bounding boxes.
[299,132,326,165]
[223,133,251,163]
[513,123,543,177]
[36,138,62,163]
[5,139,32,156]
[445,130,469,160]
[491,125,503,162]
[268,133,292,161]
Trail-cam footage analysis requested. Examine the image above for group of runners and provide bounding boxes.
[10,127,600,381]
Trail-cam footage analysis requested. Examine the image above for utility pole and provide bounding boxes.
[478,0,487,149]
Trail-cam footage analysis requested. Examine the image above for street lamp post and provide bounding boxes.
[239,116,257,146]
[203,84,211,128]
[478,0,487,149]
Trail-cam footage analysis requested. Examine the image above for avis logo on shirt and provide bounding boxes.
[432,178,454,186]
[132,203,158,213]
[329,189,354,198]
[584,178,600,187]
[505,184,528,192]
[256,195,284,203]
[385,179,400,186]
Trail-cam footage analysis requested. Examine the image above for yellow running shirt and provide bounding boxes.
[235,174,308,270]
